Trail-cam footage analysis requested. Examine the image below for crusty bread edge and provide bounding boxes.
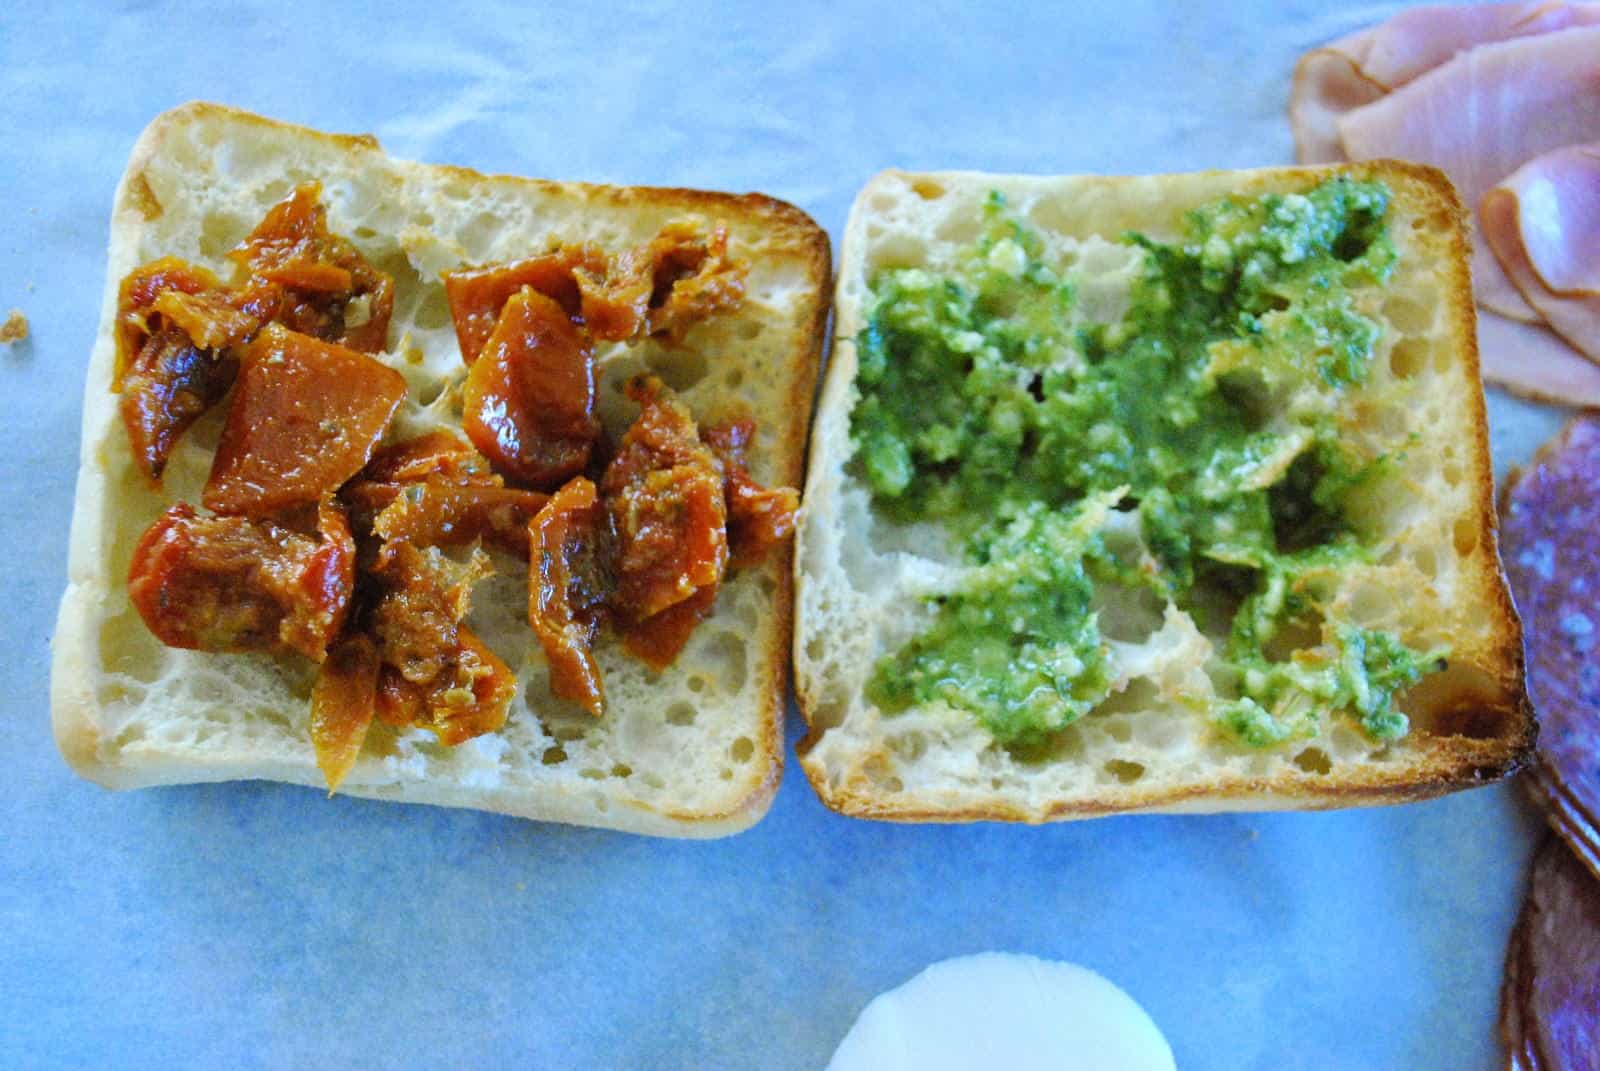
[50,101,831,837]
[794,161,1535,823]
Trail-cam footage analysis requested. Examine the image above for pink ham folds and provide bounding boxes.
[1289,5,1600,405]
[1482,144,1600,363]
[1477,312,1600,410]
[1290,2,1600,166]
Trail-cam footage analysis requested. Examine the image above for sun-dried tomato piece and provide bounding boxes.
[115,257,221,386]
[699,417,799,567]
[369,606,511,746]
[127,501,354,661]
[362,431,500,487]
[420,626,516,745]
[573,221,747,345]
[114,258,284,481]
[442,246,609,363]
[368,482,550,557]
[368,541,491,685]
[310,632,380,793]
[462,287,598,488]
[371,634,513,745]
[152,278,283,352]
[376,666,425,727]
[636,221,746,342]
[120,327,238,482]
[602,377,728,622]
[203,324,406,517]
[443,222,746,364]
[620,585,718,671]
[230,181,394,352]
[342,432,548,555]
[528,477,614,716]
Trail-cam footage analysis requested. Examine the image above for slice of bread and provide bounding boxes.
[52,102,830,837]
[795,163,1532,822]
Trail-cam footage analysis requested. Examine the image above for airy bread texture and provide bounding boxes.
[53,103,830,837]
[795,163,1532,822]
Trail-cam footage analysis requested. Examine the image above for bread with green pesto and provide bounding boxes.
[795,163,1532,822]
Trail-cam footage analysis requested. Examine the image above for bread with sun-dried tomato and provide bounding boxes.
[52,102,829,836]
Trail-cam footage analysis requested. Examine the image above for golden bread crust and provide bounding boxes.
[795,161,1532,823]
[52,102,830,837]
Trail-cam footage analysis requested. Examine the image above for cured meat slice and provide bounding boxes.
[1335,27,1600,321]
[1477,312,1600,410]
[1482,144,1600,363]
[1290,3,1600,163]
[1500,417,1600,875]
[1499,837,1600,1068]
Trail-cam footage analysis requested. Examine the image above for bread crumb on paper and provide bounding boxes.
[0,309,28,344]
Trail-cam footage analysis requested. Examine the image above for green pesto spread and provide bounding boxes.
[855,178,1444,751]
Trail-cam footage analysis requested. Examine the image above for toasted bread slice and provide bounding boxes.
[795,163,1532,822]
[52,102,830,837]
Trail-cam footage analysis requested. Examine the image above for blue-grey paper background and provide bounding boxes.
[0,2,1569,1067]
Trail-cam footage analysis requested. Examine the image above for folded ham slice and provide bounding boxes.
[1291,2,1600,164]
[1291,8,1600,405]
[1477,312,1600,409]
[1291,3,1600,163]
[1482,143,1600,364]
[1337,26,1600,321]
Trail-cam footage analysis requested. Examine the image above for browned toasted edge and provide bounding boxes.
[794,160,1535,824]
[656,195,833,832]
[1373,158,1536,782]
[50,100,834,835]
[49,105,249,783]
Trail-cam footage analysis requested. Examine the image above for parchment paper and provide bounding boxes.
[0,2,1567,1067]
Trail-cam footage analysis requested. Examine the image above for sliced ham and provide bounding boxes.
[1336,26,1600,321]
[1290,2,1600,163]
[1477,312,1600,409]
[1482,143,1600,363]
[1289,49,1385,165]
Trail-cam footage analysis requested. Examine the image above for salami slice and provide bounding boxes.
[1501,417,1600,879]
[1500,837,1600,1069]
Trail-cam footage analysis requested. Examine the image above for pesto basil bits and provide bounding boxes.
[853,179,1444,750]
